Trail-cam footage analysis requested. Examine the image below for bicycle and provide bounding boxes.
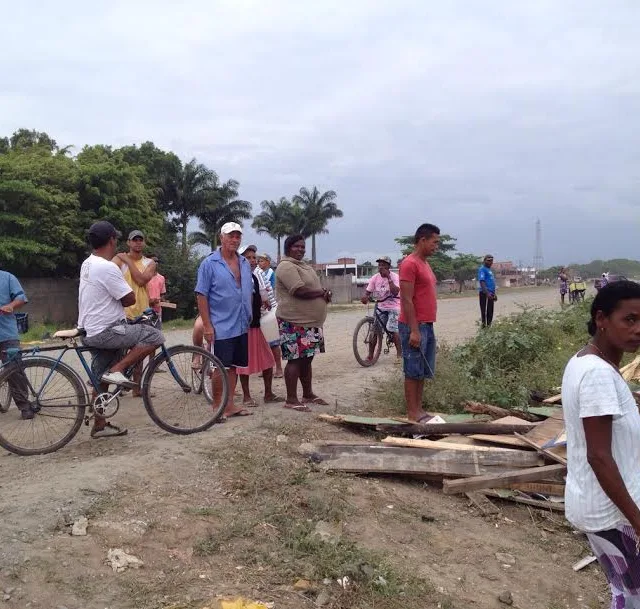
[352,297,399,367]
[0,309,229,456]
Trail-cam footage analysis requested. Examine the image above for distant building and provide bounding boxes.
[314,257,399,286]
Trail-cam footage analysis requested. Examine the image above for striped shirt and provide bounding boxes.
[562,354,640,532]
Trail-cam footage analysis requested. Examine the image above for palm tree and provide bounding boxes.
[191,179,252,250]
[292,186,343,264]
[252,197,294,261]
[162,158,218,260]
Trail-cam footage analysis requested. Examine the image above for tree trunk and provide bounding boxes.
[277,236,281,262]
[210,233,218,251]
[311,233,317,264]
[181,215,188,261]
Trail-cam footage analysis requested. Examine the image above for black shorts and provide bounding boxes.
[212,333,249,369]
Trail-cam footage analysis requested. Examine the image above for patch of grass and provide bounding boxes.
[19,322,60,343]
[377,301,593,413]
[163,317,196,330]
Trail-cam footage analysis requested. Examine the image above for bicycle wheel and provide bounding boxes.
[353,317,383,367]
[0,357,87,456]
[143,345,228,434]
[0,380,12,413]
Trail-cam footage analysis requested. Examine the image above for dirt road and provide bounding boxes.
[0,287,604,609]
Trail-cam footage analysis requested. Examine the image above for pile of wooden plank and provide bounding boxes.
[303,407,567,512]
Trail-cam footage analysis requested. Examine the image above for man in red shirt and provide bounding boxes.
[399,223,440,421]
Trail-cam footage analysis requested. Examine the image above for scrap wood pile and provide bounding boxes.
[301,401,567,513]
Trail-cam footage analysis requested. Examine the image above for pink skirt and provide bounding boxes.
[236,328,275,375]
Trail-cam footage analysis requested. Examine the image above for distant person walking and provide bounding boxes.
[477,255,497,327]
[0,270,33,419]
[195,222,253,418]
[399,223,440,422]
[558,267,569,305]
[276,234,331,411]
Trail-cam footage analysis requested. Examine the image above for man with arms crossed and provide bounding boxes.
[361,256,401,359]
[195,222,253,418]
[398,223,440,422]
[80,221,164,438]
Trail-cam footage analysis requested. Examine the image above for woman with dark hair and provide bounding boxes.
[562,280,640,606]
[275,234,332,411]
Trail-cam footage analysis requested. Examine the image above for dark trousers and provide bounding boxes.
[0,340,31,411]
[479,292,494,327]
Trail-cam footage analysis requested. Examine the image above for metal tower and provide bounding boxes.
[533,218,544,275]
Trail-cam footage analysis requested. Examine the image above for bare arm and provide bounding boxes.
[0,298,27,315]
[584,416,640,533]
[387,276,400,296]
[196,293,215,343]
[120,291,135,308]
[114,254,156,287]
[400,280,417,333]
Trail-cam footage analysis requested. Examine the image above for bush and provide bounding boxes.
[378,301,592,414]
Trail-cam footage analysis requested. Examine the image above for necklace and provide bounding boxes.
[588,341,621,374]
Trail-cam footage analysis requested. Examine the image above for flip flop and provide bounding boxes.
[302,397,329,406]
[264,396,285,404]
[91,423,128,439]
[284,403,311,412]
[243,398,259,407]
[273,373,284,379]
[225,408,253,417]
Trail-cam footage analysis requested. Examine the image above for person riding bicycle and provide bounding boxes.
[78,221,165,438]
[360,256,401,359]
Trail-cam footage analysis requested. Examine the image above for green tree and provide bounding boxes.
[395,233,458,281]
[8,128,58,153]
[191,179,252,250]
[75,145,164,245]
[161,159,218,260]
[252,197,295,261]
[0,146,84,276]
[291,186,343,264]
[451,253,482,292]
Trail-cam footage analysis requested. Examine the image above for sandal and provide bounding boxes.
[284,402,311,412]
[264,395,285,404]
[242,398,259,407]
[302,397,329,406]
[91,423,128,439]
[225,408,253,417]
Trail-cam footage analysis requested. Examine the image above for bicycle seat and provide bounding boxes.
[54,328,86,339]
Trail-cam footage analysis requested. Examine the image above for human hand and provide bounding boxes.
[492,293,498,302]
[409,330,421,348]
[0,305,13,314]
[360,295,369,305]
[203,324,215,345]
[323,289,332,303]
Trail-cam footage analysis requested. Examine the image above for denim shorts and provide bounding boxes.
[398,322,436,380]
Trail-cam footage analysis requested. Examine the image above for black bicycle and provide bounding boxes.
[0,310,229,456]
[352,297,398,367]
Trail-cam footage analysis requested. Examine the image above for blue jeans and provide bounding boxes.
[398,322,436,380]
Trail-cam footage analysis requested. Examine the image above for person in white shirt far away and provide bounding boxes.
[562,280,640,606]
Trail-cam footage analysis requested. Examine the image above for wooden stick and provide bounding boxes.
[160,301,177,309]
[513,432,567,466]
[377,422,536,436]
[464,401,541,422]
[543,394,562,404]
[442,463,566,495]
[482,490,565,512]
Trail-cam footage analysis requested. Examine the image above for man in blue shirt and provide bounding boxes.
[0,270,33,418]
[477,255,497,328]
[195,222,253,418]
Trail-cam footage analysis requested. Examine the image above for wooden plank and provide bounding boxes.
[382,436,537,457]
[483,489,565,512]
[528,406,563,418]
[508,482,565,496]
[466,491,501,515]
[301,443,538,477]
[491,416,539,426]
[442,463,566,495]
[469,434,531,448]
[543,394,562,404]
[159,301,177,309]
[464,401,541,422]
[318,413,405,427]
[377,422,537,436]
[514,432,567,465]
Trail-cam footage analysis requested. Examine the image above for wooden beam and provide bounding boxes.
[376,422,537,436]
[442,463,566,495]
[466,491,501,515]
[508,482,565,496]
[514,432,567,465]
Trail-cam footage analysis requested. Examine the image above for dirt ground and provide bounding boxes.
[0,286,608,609]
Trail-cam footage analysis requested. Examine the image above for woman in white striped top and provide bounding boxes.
[562,281,640,607]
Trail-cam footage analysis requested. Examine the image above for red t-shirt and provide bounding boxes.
[398,254,437,324]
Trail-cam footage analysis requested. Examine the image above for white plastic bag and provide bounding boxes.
[260,306,280,344]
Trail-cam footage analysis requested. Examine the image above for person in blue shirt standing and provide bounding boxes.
[477,255,497,328]
[195,222,254,418]
[0,270,33,418]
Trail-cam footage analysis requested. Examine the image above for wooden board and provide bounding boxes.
[442,463,567,495]
[508,482,565,496]
[300,443,540,477]
[318,414,405,428]
[528,406,563,418]
[483,489,565,512]
[464,401,540,422]
[514,432,567,465]
[159,301,177,309]
[377,422,537,436]
[491,416,539,426]
[520,409,567,463]
[469,434,531,448]
[466,491,501,515]
[543,394,562,404]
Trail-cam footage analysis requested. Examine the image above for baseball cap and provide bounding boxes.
[376,255,392,265]
[221,222,243,235]
[88,221,121,243]
[239,244,257,255]
[128,229,145,240]
[257,252,271,261]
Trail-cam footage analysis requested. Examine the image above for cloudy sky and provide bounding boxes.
[2,0,639,266]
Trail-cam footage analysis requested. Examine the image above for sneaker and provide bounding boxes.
[100,371,137,388]
[21,408,35,420]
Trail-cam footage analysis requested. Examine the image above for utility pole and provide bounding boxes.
[533,218,544,284]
